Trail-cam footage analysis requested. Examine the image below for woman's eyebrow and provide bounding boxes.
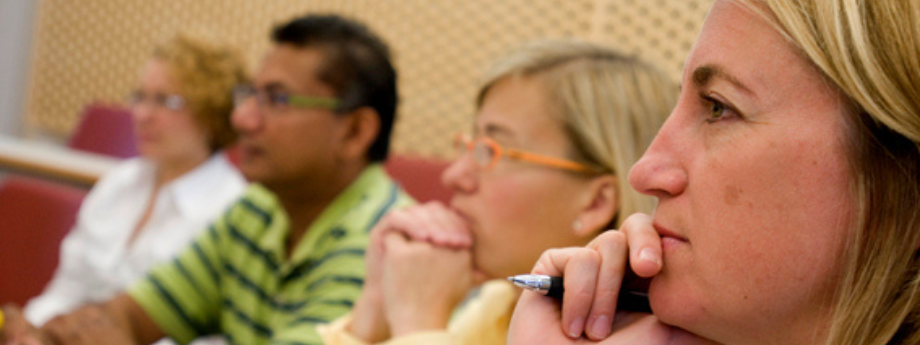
[483,123,511,135]
[692,64,755,98]
[483,123,515,138]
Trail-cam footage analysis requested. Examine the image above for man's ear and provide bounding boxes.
[572,175,619,238]
[339,107,381,161]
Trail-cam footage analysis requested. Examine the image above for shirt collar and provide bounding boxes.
[288,163,389,261]
[163,153,238,218]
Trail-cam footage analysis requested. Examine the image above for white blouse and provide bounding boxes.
[24,153,246,344]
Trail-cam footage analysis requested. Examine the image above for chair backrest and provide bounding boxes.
[0,175,86,305]
[383,155,452,204]
[67,103,138,159]
[230,150,452,203]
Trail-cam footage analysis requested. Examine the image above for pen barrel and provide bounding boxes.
[618,292,652,313]
[546,276,564,299]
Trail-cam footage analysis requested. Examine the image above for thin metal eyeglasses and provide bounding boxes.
[453,134,603,173]
[127,91,186,111]
[232,84,340,114]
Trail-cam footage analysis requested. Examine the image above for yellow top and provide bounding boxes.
[318,280,519,345]
[0,308,5,330]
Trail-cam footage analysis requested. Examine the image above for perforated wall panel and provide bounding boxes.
[26,0,714,158]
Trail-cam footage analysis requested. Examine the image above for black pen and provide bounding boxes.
[507,274,653,313]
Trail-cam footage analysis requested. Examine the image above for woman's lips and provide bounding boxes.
[654,223,689,250]
[135,131,156,142]
[447,198,475,227]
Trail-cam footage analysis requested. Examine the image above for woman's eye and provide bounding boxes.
[701,93,736,123]
[710,100,725,120]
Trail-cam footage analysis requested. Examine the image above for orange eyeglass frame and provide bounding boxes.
[455,134,602,173]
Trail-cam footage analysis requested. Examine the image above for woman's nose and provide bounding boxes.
[441,152,478,196]
[131,102,155,123]
[628,119,688,198]
[231,98,263,134]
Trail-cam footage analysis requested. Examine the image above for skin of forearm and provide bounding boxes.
[347,289,391,342]
[104,294,164,344]
[41,294,162,345]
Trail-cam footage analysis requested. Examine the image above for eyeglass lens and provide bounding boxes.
[472,141,494,168]
[128,91,185,111]
[233,85,294,111]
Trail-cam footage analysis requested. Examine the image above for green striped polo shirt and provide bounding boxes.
[129,164,414,345]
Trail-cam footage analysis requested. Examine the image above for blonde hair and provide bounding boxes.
[152,33,248,152]
[477,40,676,227]
[733,1,920,343]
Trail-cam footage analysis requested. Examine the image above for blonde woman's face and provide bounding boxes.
[441,76,596,280]
[132,59,209,166]
[628,1,855,343]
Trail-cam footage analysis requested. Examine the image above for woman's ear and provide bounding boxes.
[572,174,619,238]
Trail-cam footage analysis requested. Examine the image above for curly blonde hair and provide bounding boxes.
[152,33,248,152]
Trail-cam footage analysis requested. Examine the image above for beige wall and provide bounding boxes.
[25,0,713,158]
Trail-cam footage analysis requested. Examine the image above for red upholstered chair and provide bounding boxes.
[67,103,139,159]
[384,155,452,204]
[0,175,87,306]
[228,150,451,202]
[224,144,242,169]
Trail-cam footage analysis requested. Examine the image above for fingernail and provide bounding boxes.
[590,314,611,339]
[640,248,660,266]
[568,316,585,338]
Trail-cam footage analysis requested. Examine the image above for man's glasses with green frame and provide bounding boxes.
[232,84,340,114]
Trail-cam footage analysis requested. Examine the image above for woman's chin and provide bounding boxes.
[648,278,698,332]
[137,144,159,159]
[473,268,493,285]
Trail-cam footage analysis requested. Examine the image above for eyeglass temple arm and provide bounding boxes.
[288,95,340,109]
[505,149,601,173]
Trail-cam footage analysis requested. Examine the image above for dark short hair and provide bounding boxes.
[272,14,398,163]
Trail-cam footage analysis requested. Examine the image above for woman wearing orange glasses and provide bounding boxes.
[317,40,675,345]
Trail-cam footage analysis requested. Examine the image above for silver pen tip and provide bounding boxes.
[507,275,542,291]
